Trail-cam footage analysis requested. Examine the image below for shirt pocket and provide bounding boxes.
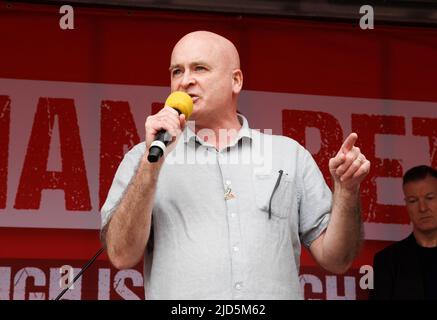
[253,170,295,219]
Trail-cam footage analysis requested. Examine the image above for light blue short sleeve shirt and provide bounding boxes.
[101,115,332,299]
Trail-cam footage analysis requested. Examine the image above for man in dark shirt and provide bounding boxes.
[370,165,437,299]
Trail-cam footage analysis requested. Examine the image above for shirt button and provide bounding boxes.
[232,246,239,252]
[230,212,236,218]
[235,282,243,290]
[225,180,231,185]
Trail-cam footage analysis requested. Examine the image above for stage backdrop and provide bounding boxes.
[0,2,436,300]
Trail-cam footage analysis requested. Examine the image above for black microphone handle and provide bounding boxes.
[147,145,164,163]
[147,109,182,163]
[147,130,170,163]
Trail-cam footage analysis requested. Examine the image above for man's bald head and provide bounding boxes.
[171,31,240,70]
[169,31,244,126]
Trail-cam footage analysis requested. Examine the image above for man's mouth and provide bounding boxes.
[420,216,432,221]
[418,215,436,224]
[188,94,199,103]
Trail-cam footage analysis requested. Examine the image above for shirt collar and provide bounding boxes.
[183,113,252,146]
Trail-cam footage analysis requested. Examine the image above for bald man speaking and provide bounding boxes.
[100,31,370,299]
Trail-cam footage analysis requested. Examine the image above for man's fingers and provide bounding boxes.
[341,133,358,154]
[163,105,180,116]
[329,152,345,169]
[145,112,183,148]
[330,133,371,186]
[352,159,371,179]
[151,106,184,134]
[338,155,370,182]
[161,119,181,139]
[152,118,179,134]
[340,157,363,181]
[179,114,186,129]
[336,146,360,176]
[157,116,180,133]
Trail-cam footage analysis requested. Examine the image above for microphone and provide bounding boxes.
[55,247,104,300]
[147,91,193,163]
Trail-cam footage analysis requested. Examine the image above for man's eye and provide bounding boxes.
[426,195,435,201]
[406,199,418,204]
[172,69,181,76]
[195,66,206,71]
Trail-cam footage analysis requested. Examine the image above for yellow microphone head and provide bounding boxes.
[165,91,193,119]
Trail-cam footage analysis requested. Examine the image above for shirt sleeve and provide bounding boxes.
[100,143,145,230]
[297,148,332,248]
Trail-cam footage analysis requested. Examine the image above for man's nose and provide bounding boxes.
[180,70,195,89]
[418,199,429,212]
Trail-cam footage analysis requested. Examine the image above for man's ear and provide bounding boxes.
[232,69,243,94]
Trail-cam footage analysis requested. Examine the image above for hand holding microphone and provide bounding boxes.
[146,91,193,163]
